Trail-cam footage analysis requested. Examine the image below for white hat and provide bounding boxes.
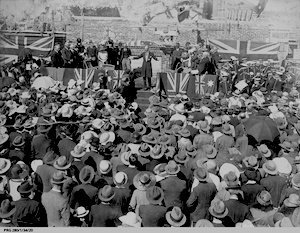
[273,157,292,175]
[119,212,141,227]
[31,159,43,172]
[99,132,115,145]
[74,206,89,218]
[68,79,76,88]
[230,56,238,61]
[236,220,254,227]
[219,163,240,179]
[99,160,112,174]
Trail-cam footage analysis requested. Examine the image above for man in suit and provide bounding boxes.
[120,44,132,71]
[171,43,183,70]
[13,181,47,227]
[89,185,122,227]
[159,160,188,209]
[41,171,70,227]
[51,43,64,68]
[187,167,217,225]
[31,127,53,160]
[133,45,158,90]
[81,137,104,172]
[139,186,167,227]
[35,151,58,193]
[57,126,76,161]
[61,41,72,68]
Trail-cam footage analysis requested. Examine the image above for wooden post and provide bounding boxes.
[51,10,55,35]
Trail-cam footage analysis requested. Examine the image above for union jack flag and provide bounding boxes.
[107,70,125,90]
[0,35,54,65]
[74,68,96,88]
[195,73,217,96]
[160,72,190,97]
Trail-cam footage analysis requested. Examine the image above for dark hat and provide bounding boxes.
[50,171,68,184]
[43,151,59,165]
[17,180,34,194]
[98,185,115,202]
[146,186,164,205]
[9,163,29,180]
[0,199,16,219]
[79,166,95,184]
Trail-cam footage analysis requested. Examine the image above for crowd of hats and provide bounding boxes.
[1,62,300,227]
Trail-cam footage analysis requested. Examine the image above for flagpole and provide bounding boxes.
[80,5,84,41]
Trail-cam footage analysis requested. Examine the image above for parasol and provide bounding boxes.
[243,116,280,142]
[31,76,55,90]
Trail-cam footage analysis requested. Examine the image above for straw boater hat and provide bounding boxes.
[99,160,112,175]
[99,132,115,145]
[74,206,89,218]
[209,200,228,219]
[114,172,128,187]
[146,186,164,205]
[257,190,272,206]
[98,185,115,202]
[165,206,186,227]
[133,171,156,191]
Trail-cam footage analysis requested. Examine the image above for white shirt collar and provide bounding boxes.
[52,187,61,193]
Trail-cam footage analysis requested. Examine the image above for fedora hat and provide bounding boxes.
[121,151,132,166]
[17,180,34,194]
[133,171,156,191]
[257,144,271,158]
[51,170,68,184]
[292,206,300,227]
[36,118,53,133]
[79,165,95,184]
[257,190,272,206]
[292,173,300,188]
[114,172,128,187]
[98,185,115,202]
[165,160,180,175]
[203,145,217,159]
[273,157,292,175]
[0,199,16,219]
[133,123,147,135]
[243,155,259,169]
[53,156,72,170]
[147,118,161,129]
[209,200,228,219]
[150,144,165,159]
[284,194,300,207]
[279,141,294,152]
[12,135,25,147]
[99,132,115,145]
[198,120,210,132]
[275,217,294,227]
[74,206,89,218]
[153,163,168,176]
[99,160,112,175]
[23,118,37,129]
[219,163,240,179]
[43,151,59,165]
[138,143,152,157]
[0,158,11,175]
[9,163,29,180]
[222,123,233,135]
[178,128,190,138]
[166,206,186,227]
[262,160,278,175]
[211,117,224,125]
[194,167,209,182]
[185,144,198,157]
[157,135,171,145]
[92,118,105,130]
[146,186,164,205]
[119,212,141,227]
[0,133,9,145]
[224,171,239,187]
[70,145,86,158]
[174,151,190,164]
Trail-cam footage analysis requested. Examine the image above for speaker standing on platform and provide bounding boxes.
[133,45,158,90]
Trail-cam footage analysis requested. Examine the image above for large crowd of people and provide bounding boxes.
[0,36,300,228]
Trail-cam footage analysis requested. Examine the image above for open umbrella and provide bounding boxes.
[243,116,280,142]
[31,76,55,90]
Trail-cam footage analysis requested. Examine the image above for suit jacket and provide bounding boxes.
[134,52,157,78]
[186,124,199,140]
[279,187,300,207]
[13,197,47,227]
[139,204,167,227]
[224,199,253,224]
[81,151,104,172]
[187,181,217,222]
[36,164,57,193]
[89,203,122,227]
[116,129,132,143]
[42,189,70,227]
[159,176,187,208]
[260,175,288,208]
[112,186,132,215]
[8,149,26,163]
[241,182,265,207]
[61,47,72,66]
[31,134,52,160]
[215,134,235,153]
[58,138,76,161]
[51,50,64,68]
[69,183,97,209]
[116,165,140,189]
